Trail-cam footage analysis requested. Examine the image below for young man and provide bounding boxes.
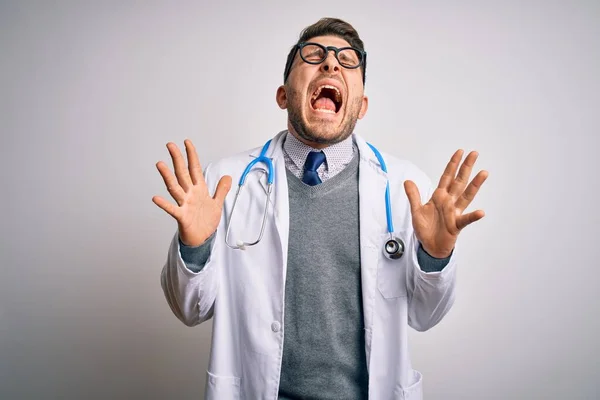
[154,18,487,400]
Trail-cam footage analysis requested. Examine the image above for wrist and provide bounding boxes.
[179,232,214,248]
[420,243,452,259]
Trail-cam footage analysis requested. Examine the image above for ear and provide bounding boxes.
[358,95,369,119]
[276,85,288,109]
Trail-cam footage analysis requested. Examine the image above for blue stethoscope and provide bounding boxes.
[225,139,405,260]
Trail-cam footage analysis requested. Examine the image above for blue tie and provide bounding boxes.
[302,151,326,186]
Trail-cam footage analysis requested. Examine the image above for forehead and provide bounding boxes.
[305,35,352,48]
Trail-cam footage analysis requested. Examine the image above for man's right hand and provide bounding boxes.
[153,139,232,247]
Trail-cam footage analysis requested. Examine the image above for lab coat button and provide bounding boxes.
[271,321,281,332]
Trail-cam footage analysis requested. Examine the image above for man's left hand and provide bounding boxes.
[404,150,488,259]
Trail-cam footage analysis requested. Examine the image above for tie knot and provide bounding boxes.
[302,151,326,186]
[304,151,326,172]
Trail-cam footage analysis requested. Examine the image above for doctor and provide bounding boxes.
[154,18,487,400]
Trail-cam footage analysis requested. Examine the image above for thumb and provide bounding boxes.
[213,175,233,205]
[404,180,422,214]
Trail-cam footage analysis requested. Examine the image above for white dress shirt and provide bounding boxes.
[282,131,356,182]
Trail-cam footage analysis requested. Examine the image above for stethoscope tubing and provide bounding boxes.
[226,137,404,259]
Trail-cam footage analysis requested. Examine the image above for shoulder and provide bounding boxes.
[374,150,435,203]
[201,146,261,187]
[203,131,286,184]
[381,152,432,187]
[354,134,432,189]
[205,146,260,173]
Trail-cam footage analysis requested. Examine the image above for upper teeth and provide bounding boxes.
[312,85,342,103]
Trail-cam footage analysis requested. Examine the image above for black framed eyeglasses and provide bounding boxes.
[283,42,367,84]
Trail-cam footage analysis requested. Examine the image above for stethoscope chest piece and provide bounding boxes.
[384,236,405,260]
[227,138,406,261]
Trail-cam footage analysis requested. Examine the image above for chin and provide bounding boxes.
[287,99,358,146]
[298,121,351,145]
[312,125,343,140]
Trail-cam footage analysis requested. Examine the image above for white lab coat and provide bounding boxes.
[161,130,458,400]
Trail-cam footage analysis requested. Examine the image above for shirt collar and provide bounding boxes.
[282,130,355,171]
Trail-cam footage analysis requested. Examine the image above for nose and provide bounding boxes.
[320,50,341,75]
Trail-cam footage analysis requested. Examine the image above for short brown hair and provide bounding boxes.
[283,18,367,84]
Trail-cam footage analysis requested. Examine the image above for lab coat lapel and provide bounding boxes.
[354,134,389,370]
[256,131,290,283]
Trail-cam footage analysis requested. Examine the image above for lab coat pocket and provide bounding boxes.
[376,233,409,299]
[398,369,423,400]
[205,371,241,400]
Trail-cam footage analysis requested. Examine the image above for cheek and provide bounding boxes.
[290,85,310,105]
[291,90,307,107]
[343,76,364,105]
[347,90,364,108]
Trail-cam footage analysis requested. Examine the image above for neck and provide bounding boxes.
[286,123,333,150]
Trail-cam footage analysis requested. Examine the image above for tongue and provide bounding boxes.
[313,97,336,112]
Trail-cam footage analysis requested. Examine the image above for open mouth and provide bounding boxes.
[310,85,342,114]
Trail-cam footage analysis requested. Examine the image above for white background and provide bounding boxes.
[1,1,599,399]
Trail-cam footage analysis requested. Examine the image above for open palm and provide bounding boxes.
[404,150,488,258]
[152,140,232,247]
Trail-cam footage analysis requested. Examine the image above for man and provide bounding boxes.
[154,18,487,399]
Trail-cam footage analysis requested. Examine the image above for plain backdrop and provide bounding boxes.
[1,1,599,399]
